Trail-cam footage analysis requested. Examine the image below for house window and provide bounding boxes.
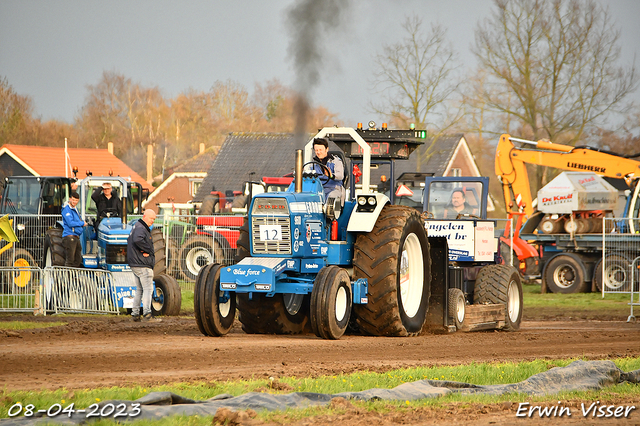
[190,179,203,196]
[451,168,462,177]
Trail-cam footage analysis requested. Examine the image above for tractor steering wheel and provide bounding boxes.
[302,161,332,180]
[99,207,120,219]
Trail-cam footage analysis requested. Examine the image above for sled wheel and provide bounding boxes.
[196,263,236,336]
[310,266,352,340]
[151,273,181,316]
[447,288,466,330]
[474,264,523,331]
[353,205,430,336]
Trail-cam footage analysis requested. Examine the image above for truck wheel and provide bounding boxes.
[448,288,466,330]
[43,228,65,267]
[594,254,631,292]
[543,254,589,293]
[353,205,431,336]
[151,227,167,276]
[151,273,182,316]
[474,264,523,331]
[179,235,224,281]
[310,266,352,340]
[195,263,236,336]
[237,293,309,334]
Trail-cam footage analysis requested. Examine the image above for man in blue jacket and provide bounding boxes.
[312,138,345,201]
[62,191,86,267]
[127,209,159,322]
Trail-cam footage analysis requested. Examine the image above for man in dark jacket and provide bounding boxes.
[91,182,122,226]
[127,209,159,322]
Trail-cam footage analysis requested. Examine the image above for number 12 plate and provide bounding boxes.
[259,225,283,241]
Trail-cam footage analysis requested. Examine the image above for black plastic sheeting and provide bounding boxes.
[2,360,639,425]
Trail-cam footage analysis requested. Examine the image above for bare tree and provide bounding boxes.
[0,77,34,145]
[474,0,637,144]
[370,17,462,133]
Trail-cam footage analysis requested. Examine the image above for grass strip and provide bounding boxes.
[2,357,639,423]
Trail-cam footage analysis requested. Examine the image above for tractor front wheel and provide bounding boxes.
[310,266,352,340]
[194,263,236,336]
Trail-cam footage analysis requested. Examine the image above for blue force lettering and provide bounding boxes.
[232,268,261,276]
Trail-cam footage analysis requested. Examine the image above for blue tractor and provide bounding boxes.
[43,176,181,316]
[195,125,522,338]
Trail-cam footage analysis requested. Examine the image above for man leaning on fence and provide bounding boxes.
[127,209,160,322]
[62,191,86,268]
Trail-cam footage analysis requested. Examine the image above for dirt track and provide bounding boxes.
[1,315,639,393]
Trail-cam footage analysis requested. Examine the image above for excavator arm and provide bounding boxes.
[495,134,640,217]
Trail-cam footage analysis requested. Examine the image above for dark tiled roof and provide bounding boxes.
[193,132,465,202]
[173,148,219,173]
[193,133,302,202]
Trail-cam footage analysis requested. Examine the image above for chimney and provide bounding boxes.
[107,142,114,155]
[147,144,153,183]
[199,143,205,154]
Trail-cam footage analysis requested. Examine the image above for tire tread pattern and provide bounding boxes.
[352,205,430,337]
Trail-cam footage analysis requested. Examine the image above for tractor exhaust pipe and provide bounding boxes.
[295,149,303,193]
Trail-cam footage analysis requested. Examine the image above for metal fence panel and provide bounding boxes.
[154,213,243,290]
[602,217,640,321]
[44,267,119,315]
[0,214,61,270]
[0,267,43,313]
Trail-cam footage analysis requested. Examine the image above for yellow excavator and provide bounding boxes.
[495,134,640,293]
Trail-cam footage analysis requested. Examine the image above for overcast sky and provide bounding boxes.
[1,0,639,127]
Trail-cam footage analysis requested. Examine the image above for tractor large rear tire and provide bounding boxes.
[235,218,250,263]
[199,195,219,215]
[352,205,431,336]
[42,228,65,268]
[151,273,182,316]
[179,235,228,281]
[151,227,167,277]
[474,264,523,331]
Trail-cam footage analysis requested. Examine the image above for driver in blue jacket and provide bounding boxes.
[312,138,344,200]
[61,191,86,267]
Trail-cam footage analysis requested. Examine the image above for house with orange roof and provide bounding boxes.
[0,143,151,191]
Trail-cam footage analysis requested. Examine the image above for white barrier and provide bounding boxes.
[43,267,119,315]
[0,267,43,313]
[601,217,640,322]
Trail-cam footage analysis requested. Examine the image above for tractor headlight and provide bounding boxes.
[358,197,367,205]
[367,196,376,206]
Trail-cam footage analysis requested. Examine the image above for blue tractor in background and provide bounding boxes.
[43,176,181,316]
[195,125,522,339]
